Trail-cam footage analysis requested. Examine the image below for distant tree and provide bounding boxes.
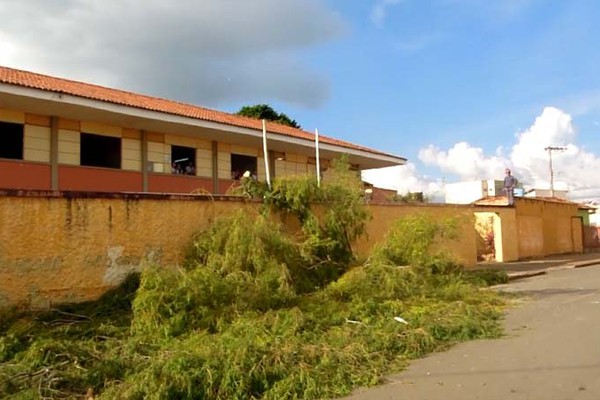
[392,192,428,203]
[236,104,301,129]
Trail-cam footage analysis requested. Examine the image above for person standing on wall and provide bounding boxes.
[503,168,517,206]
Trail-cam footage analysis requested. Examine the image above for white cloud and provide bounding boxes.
[418,142,507,181]
[509,107,574,187]
[370,0,403,28]
[0,0,346,108]
[362,163,446,201]
[413,106,600,201]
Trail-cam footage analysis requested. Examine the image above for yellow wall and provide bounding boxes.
[515,198,580,258]
[472,198,582,262]
[24,125,51,162]
[0,109,25,124]
[58,128,80,165]
[218,142,232,179]
[572,218,583,253]
[147,137,167,173]
[0,194,258,308]
[122,137,142,171]
[0,196,478,308]
[0,194,585,309]
[361,204,478,267]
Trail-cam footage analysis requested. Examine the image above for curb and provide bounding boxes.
[507,270,547,281]
[506,258,600,281]
[571,259,600,268]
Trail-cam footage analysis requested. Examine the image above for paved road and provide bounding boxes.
[341,265,600,400]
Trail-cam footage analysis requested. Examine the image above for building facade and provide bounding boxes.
[0,66,406,194]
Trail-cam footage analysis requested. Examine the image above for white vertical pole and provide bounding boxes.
[315,128,321,187]
[262,119,271,189]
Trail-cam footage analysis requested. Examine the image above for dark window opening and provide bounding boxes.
[0,121,24,160]
[171,145,196,175]
[80,133,121,169]
[231,154,257,180]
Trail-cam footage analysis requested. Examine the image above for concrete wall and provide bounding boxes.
[0,192,259,308]
[515,198,582,258]
[0,193,478,308]
[360,203,478,267]
[0,193,584,309]
[473,198,583,262]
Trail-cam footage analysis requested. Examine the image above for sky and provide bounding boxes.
[1,0,600,202]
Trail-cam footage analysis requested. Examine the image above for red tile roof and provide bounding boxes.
[473,195,587,208]
[0,65,404,161]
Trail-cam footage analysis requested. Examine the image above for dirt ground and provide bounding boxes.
[340,264,600,400]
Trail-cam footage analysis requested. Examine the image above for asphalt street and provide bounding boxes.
[340,264,600,400]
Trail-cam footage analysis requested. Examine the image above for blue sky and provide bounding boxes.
[2,0,600,200]
[272,0,600,160]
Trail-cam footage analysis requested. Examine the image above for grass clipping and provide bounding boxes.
[0,173,507,399]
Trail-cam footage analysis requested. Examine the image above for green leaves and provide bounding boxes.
[0,160,509,400]
[236,104,301,129]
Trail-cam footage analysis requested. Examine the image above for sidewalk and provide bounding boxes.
[476,251,600,280]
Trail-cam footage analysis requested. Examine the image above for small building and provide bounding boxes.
[362,181,398,203]
[473,196,584,262]
[0,66,406,194]
[524,188,568,200]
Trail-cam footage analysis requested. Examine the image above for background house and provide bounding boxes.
[524,188,568,199]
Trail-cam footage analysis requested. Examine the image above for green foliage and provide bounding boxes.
[372,214,462,274]
[392,192,428,203]
[236,104,301,128]
[0,275,140,399]
[108,254,504,399]
[241,156,370,284]
[0,176,508,400]
[133,212,302,339]
[463,268,509,286]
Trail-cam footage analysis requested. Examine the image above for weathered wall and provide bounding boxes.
[494,208,520,262]
[517,215,545,258]
[358,203,478,267]
[0,192,257,308]
[515,198,581,258]
[0,193,479,308]
[0,193,584,309]
[572,217,584,253]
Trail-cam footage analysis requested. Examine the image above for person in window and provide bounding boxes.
[172,162,181,174]
[185,162,195,176]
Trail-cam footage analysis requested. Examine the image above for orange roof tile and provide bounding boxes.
[0,65,404,161]
[473,195,586,208]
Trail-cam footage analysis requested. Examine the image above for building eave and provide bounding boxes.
[0,81,406,170]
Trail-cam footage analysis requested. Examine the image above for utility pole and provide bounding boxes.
[544,146,566,198]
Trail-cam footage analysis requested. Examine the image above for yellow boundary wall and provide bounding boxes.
[0,193,581,308]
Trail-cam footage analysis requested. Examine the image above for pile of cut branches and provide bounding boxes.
[0,160,507,399]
